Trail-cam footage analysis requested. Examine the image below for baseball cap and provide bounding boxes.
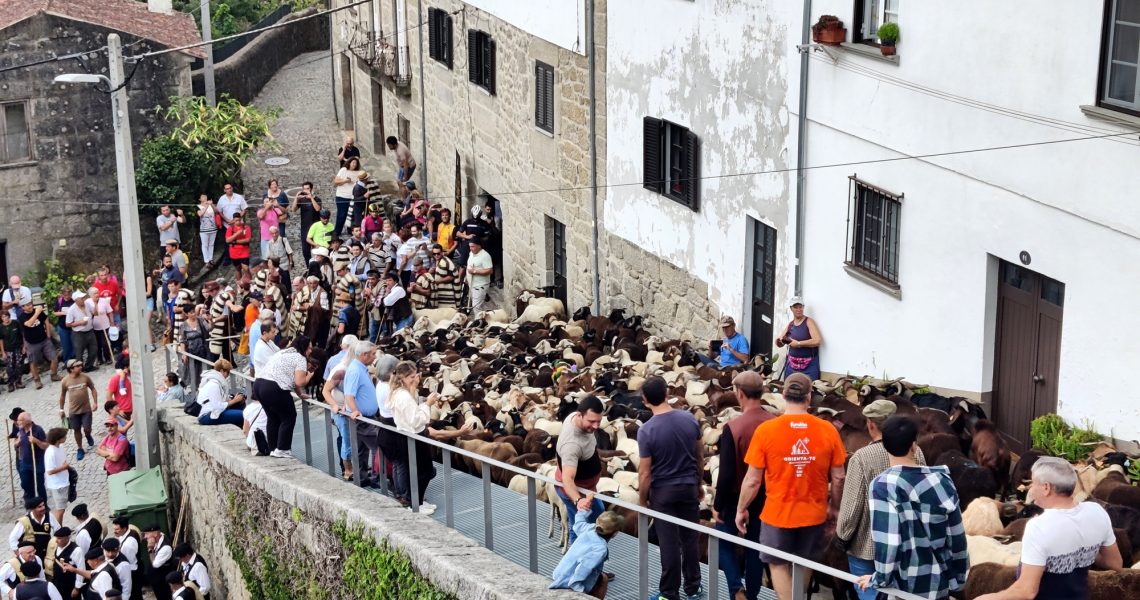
[72,291,87,301]
[719,315,735,328]
[66,359,83,369]
[789,297,804,307]
[731,370,764,393]
[319,209,331,218]
[862,399,897,420]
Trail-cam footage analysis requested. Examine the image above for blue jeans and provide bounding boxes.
[332,413,352,460]
[717,520,764,599]
[555,488,604,545]
[198,409,244,428]
[848,556,879,600]
[368,317,381,343]
[18,465,45,503]
[334,196,351,236]
[58,327,74,363]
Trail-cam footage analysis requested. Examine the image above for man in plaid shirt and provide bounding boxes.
[855,416,968,599]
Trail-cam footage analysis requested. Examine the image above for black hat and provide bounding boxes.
[8,407,22,421]
[173,543,194,558]
[71,503,89,518]
[19,561,40,578]
[112,516,130,528]
[17,541,35,549]
[53,527,73,538]
[85,548,104,561]
[165,571,184,585]
[105,592,123,599]
[143,524,161,533]
[101,538,120,551]
[24,497,44,510]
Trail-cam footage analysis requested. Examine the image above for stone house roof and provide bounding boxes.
[0,0,206,58]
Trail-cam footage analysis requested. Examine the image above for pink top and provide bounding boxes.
[259,204,282,238]
[100,433,131,474]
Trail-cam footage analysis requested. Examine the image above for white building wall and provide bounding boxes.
[464,0,586,54]
[791,0,1140,437]
[605,0,798,333]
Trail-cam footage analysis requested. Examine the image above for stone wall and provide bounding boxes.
[158,406,576,600]
[332,0,604,314]
[191,8,331,105]
[0,14,193,276]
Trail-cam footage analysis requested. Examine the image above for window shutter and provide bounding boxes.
[484,38,496,95]
[642,117,663,194]
[428,9,440,61]
[544,67,554,131]
[443,14,453,68]
[467,30,479,84]
[683,130,700,210]
[534,64,543,126]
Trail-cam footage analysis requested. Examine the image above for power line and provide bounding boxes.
[0,48,104,75]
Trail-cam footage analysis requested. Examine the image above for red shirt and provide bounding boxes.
[99,433,131,474]
[227,225,252,259]
[92,276,121,310]
[107,371,133,414]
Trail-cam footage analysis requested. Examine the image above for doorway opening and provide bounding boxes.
[747,218,777,358]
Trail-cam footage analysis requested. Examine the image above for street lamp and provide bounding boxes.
[53,33,159,471]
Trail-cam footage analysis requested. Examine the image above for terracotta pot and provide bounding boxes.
[813,27,847,46]
[880,42,897,56]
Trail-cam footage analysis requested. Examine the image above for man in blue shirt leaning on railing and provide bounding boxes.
[549,492,625,598]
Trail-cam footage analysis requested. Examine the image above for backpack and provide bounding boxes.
[67,467,78,502]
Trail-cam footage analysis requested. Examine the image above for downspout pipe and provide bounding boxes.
[794,0,811,296]
[417,0,429,197]
[587,0,600,314]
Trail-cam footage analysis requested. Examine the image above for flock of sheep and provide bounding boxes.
[373,292,1140,598]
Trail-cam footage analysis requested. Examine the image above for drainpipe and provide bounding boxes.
[330,0,338,123]
[587,0,600,314]
[794,0,812,297]
[417,0,429,197]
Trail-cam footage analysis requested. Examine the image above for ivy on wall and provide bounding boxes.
[333,521,457,600]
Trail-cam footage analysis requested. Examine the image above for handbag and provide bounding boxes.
[213,208,223,229]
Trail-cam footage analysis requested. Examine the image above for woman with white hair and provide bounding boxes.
[321,341,358,480]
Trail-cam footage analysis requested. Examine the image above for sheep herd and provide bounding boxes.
[371,292,1140,598]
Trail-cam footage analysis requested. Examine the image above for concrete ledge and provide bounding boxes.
[158,404,578,600]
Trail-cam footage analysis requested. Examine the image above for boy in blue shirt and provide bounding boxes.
[549,493,624,598]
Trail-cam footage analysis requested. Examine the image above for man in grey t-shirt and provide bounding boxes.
[156,205,185,245]
[555,396,606,545]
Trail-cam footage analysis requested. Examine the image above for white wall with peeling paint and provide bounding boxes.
[464,0,586,54]
[605,0,798,337]
[792,0,1140,440]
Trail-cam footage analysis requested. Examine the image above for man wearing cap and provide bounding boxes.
[837,400,927,600]
[65,291,98,372]
[142,525,174,600]
[173,544,210,599]
[58,359,97,460]
[111,517,143,598]
[855,417,968,599]
[465,238,494,313]
[700,316,750,369]
[8,496,57,557]
[16,560,63,600]
[95,419,130,476]
[306,209,335,252]
[1,543,43,597]
[735,373,846,600]
[45,527,82,598]
[378,272,413,336]
[712,371,773,600]
[99,538,133,600]
[549,492,624,598]
[70,505,104,559]
[775,297,822,380]
[63,546,119,600]
[454,205,490,270]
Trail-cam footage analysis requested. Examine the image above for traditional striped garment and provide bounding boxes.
[410,273,433,309]
[208,290,235,355]
[251,268,269,295]
[172,288,197,345]
[431,255,460,307]
[285,286,311,339]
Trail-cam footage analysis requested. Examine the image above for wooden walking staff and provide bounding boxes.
[4,418,15,507]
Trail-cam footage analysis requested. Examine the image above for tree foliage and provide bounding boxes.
[163,94,281,183]
[136,136,209,208]
[172,0,282,38]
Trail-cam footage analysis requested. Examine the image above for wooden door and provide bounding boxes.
[551,219,567,308]
[749,219,777,357]
[992,261,1065,450]
[340,54,354,130]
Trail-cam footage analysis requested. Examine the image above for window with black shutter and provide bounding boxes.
[428,8,453,68]
[467,29,495,94]
[535,61,555,133]
[846,176,902,287]
[642,117,700,211]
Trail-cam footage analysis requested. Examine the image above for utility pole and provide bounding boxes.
[107,33,160,470]
[417,0,428,197]
[201,0,216,106]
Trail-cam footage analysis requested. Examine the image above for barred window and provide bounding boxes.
[846,176,902,286]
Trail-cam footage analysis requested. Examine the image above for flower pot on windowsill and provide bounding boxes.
[880,41,897,56]
[811,15,847,46]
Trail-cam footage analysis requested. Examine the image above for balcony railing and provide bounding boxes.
[378,40,412,87]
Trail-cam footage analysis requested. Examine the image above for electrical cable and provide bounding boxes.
[0,48,105,75]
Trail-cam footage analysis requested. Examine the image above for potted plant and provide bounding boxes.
[877,22,900,56]
[811,15,847,46]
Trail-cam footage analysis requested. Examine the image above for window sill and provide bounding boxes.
[0,160,36,171]
[843,263,902,299]
[535,127,554,139]
[839,42,899,65]
[1079,104,1140,129]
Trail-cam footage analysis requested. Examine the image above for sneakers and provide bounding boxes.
[50,372,62,382]
[250,448,259,456]
[411,502,436,515]
[34,378,43,390]
[269,449,295,459]
[76,448,85,461]
[85,433,95,447]
[685,586,705,600]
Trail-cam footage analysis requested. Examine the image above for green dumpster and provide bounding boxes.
[108,467,169,530]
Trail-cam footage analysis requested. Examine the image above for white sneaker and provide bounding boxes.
[419,502,437,515]
[276,450,294,459]
[250,448,259,456]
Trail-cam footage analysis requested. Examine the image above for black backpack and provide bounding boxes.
[67,466,78,502]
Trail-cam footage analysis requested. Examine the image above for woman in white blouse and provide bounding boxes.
[388,361,470,511]
[252,336,314,458]
[332,157,363,237]
[195,358,246,427]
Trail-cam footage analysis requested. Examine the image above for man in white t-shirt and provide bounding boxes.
[465,238,493,313]
[975,456,1122,600]
[217,183,248,267]
[2,276,31,319]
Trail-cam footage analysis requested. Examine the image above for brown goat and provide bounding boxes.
[970,420,1012,497]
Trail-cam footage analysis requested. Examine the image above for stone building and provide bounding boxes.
[0,0,202,279]
[331,0,603,313]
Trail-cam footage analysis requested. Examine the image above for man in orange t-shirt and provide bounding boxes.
[735,372,846,600]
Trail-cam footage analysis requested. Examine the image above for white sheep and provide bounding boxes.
[515,297,566,324]
[612,470,640,490]
[962,498,1005,537]
[966,535,1023,569]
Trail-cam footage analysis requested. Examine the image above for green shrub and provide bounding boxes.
[334,521,456,600]
[1029,414,1103,462]
[877,22,900,44]
[136,136,210,208]
[28,259,89,324]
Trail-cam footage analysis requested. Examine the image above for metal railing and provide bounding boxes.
[164,345,925,600]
